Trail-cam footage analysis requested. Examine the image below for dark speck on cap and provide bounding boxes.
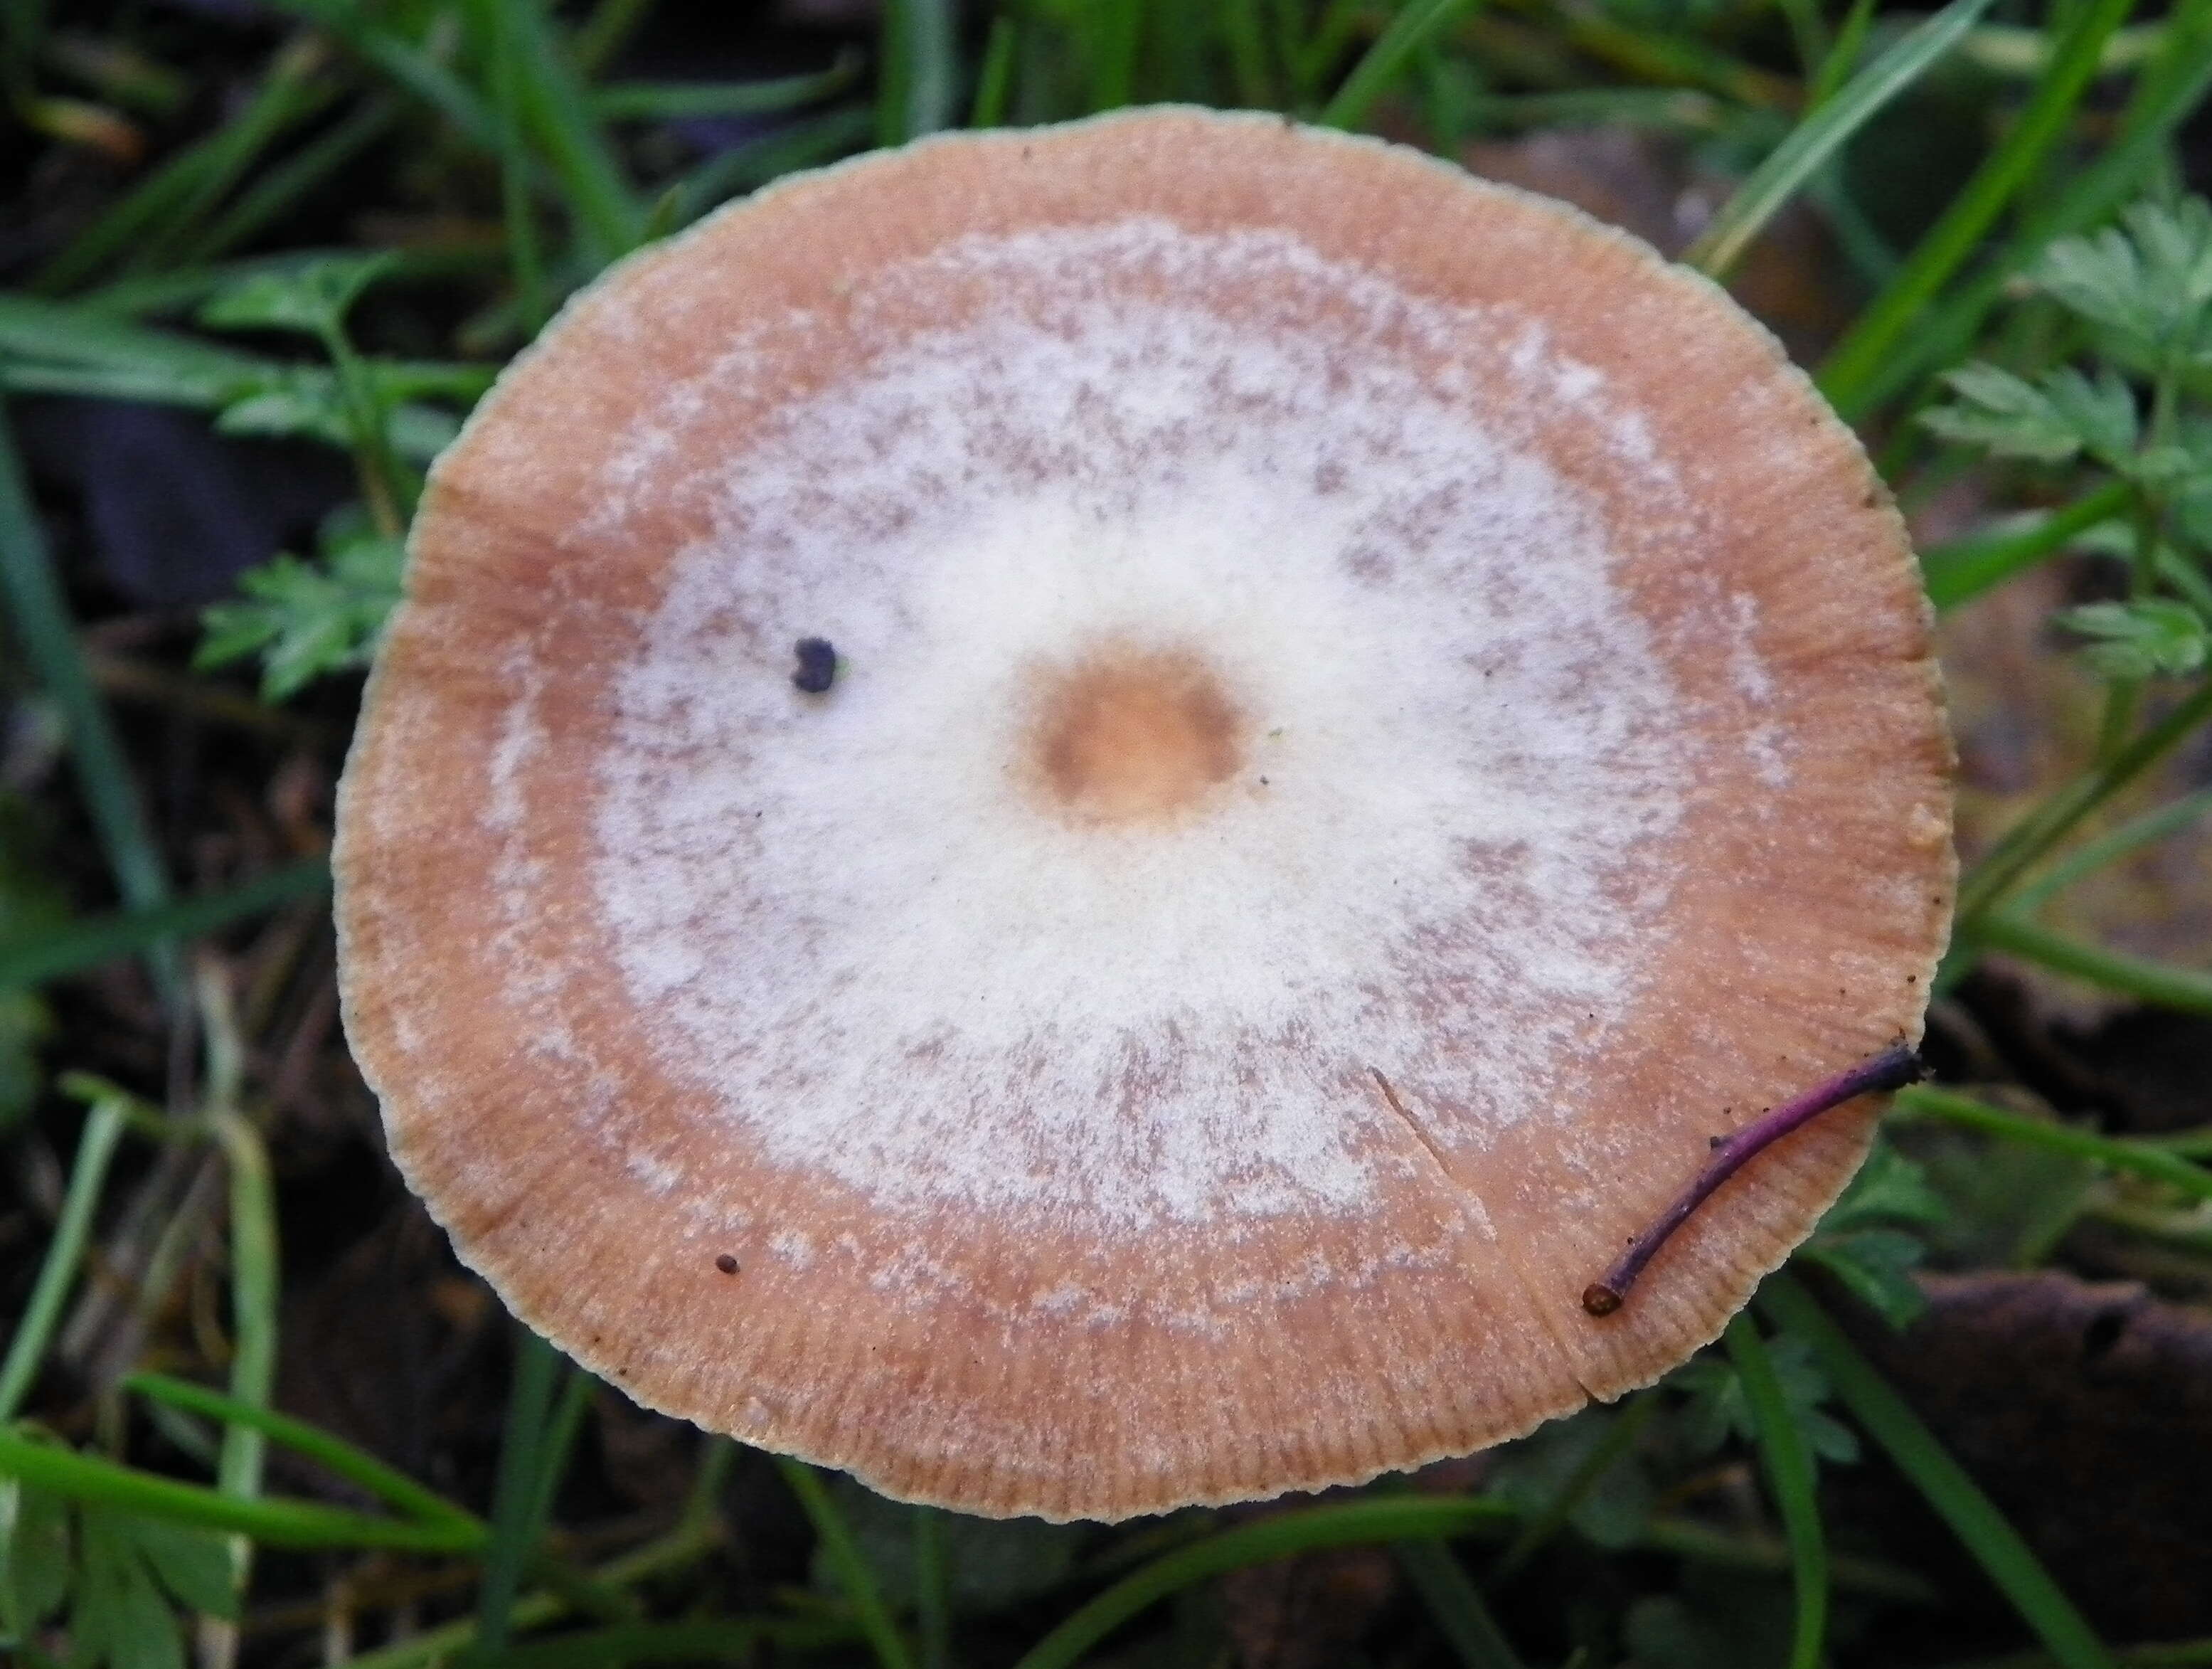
[792,637,837,694]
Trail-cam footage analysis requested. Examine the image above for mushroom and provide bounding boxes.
[335,107,1952,1522]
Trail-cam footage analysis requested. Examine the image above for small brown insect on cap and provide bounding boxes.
[335,109,1953,1522]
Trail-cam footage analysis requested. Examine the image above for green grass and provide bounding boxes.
[0,1093,128,1422]
[1760,1276,2117,1669]
[1726,1315,1829,1669]
[1011,1498,1520,1669]
[1681,0,2001,279]
[0,410,175,997]
[5,0,2212,1664]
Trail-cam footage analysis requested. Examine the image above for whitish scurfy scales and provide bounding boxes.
[583,221,1708,1234]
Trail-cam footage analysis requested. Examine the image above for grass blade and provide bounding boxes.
[1319,0,1483,131]
[669,105,875,224]
[777,1458,915,1669]
[34,36,329,292]
[1758,1273,2115,1669]
[1285,0,1363,107]
[1011,1497,1516,1669]
[1221,0,1275,106]
[0,295,469,460]
[524,1367,594,1537]
[1896,1085,2212,1200]
[1085,0,1144,114]
[1474,88,1726,131]
[1532,2,1790,109]
[1808,0,1878,106]
[1775,0,1830,85]
[0,1097,129,1421]
[1957,677,2212,922]
[0,406,175,992]
[483,0,553,337]
[1970,913,2212,1013]
[188,959,282,1616]
[1920,483,2132,610]
[0,859,330,990]
[1726,1314,1828,1669]
[79,250,425,319]
[2006,786,2212,914]
[0,292,289,398]
[267,0,506,153]
[879,0,960,144]
[1396,1540,1525,1669]
[0,1432,485,1552]
[495,0,647,267]
[970,16,1019,128]
[479,1325,566,1655]
[125,1374,479,1532]
[1683,0,2000,279]
[127,41,335,276]
[1817,0,2137,410]
[202,968,269,1433]
[335,1448,743,1669]
[464,1618,856,1669]
[913,1504,951,1669]
[183,95,402,266]
[594,58,862,122]
[1642,1516,1938,1601]
[0,361,236,405]
[213,1101,279,1540]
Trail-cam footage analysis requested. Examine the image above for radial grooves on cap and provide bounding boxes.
[336,106,1952,1521]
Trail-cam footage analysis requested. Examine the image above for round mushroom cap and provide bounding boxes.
[336,107,1953,1522]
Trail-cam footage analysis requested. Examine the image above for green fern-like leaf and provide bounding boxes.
[2055,597,2210,680]
[196,514,405,702]
[1920,362,2138,469]
[2036,197,2212,368]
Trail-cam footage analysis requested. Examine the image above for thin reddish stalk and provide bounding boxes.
[1582,1044,1923,1317]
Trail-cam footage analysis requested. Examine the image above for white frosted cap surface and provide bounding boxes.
[590,220,1695,1234]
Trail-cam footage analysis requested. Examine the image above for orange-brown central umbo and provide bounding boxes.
[1027,647,1247,826]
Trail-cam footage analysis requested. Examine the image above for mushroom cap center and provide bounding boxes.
[1028,647,1246,826]
[584,217,1711,1229]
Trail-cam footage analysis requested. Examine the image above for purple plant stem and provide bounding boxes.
[1581,1044,1925,1318]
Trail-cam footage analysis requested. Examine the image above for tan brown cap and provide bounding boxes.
[335,107,1953,1522]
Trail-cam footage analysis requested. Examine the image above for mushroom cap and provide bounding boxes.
[336,107,1953,1522]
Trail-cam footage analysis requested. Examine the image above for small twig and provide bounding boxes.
[1583,1045,1924,1316]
